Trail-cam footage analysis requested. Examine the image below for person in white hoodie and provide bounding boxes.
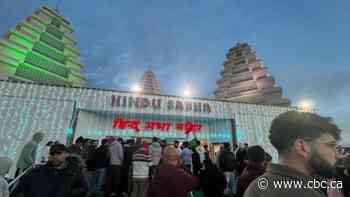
[0,156,12,197]
[149,137,162,179]
[106,137,124,197]
[150,137,162,166]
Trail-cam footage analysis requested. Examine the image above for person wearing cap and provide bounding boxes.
[12,143,88,197]
[236,145,266,197]
[15,132,44,177]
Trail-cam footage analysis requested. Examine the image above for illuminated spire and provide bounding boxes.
[0,6,87,86]
[139,68,160,95]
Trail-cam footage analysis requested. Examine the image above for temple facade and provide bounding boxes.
[139,69,161,95]
[0,6,86,86]
[215,42,291,106]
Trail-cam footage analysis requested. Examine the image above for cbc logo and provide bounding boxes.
[257,177,269,191]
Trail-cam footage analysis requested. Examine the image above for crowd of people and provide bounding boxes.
[0,111,350,197]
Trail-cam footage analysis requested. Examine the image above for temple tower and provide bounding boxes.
[0,6,87,86]
[215,42,291,106]
[139,68,161,95]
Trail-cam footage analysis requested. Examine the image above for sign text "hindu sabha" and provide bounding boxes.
[111,95,211,113]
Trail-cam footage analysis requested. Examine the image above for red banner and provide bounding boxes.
[112,118,203,134]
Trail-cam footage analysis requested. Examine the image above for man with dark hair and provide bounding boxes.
[13,143,88,197]
[236,146,266,197]
[218,142,237,196]
[89,138,110,194]
[236,142,248,175]
[68,136,84,157]
[180,141,193,171]
[203,144,212,165]
[244,111,342,197]
[174,140,182,156]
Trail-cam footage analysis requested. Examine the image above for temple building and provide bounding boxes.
[215,42,291,106]
[0,6,87,86]
[139,69,161,95]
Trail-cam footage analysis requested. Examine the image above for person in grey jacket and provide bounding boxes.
[15,132,44,177]
[106,137,124,197]
[0,156,12,197]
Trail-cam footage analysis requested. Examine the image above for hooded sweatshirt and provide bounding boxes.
[109,141,124,166]
[0,157,12,197]
[150,142,162,166]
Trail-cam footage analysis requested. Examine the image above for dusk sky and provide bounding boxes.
[1,0,349,145]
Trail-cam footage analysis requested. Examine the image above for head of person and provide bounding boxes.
[238,142,244,149]
[135,137,142,145]
[48,143,68,167]
[152,137,159,143]
[117,137,124,145]
[92,140,99,148]
[174,140,179,148]
[269,111,341,178]
[126,138,135,145]
[224,142,231,151]
[162,146,181,167]
[101,138,109,146]
[32,132,44,143]
[75,136,84,146]
[246,145,265,163]
[161,140,167,146]
[0,156,13,176]
[183,141,189,148]
[83,138,91,147]
[244,143,249,149]
[204,144,209,151]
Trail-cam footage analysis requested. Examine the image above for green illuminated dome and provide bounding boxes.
[0,6,87,86]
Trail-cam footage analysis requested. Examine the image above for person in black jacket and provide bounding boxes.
[218,142,237,197]
[12,143,88,197]
[191,147,202,176]
[235,143,248,175]
[199,162,227,197]
[89,138,111,194]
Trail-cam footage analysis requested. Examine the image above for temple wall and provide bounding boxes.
[0,80,293,166]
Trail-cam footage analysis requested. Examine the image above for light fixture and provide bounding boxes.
[131,84,141,92]
[298,99,314,112]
